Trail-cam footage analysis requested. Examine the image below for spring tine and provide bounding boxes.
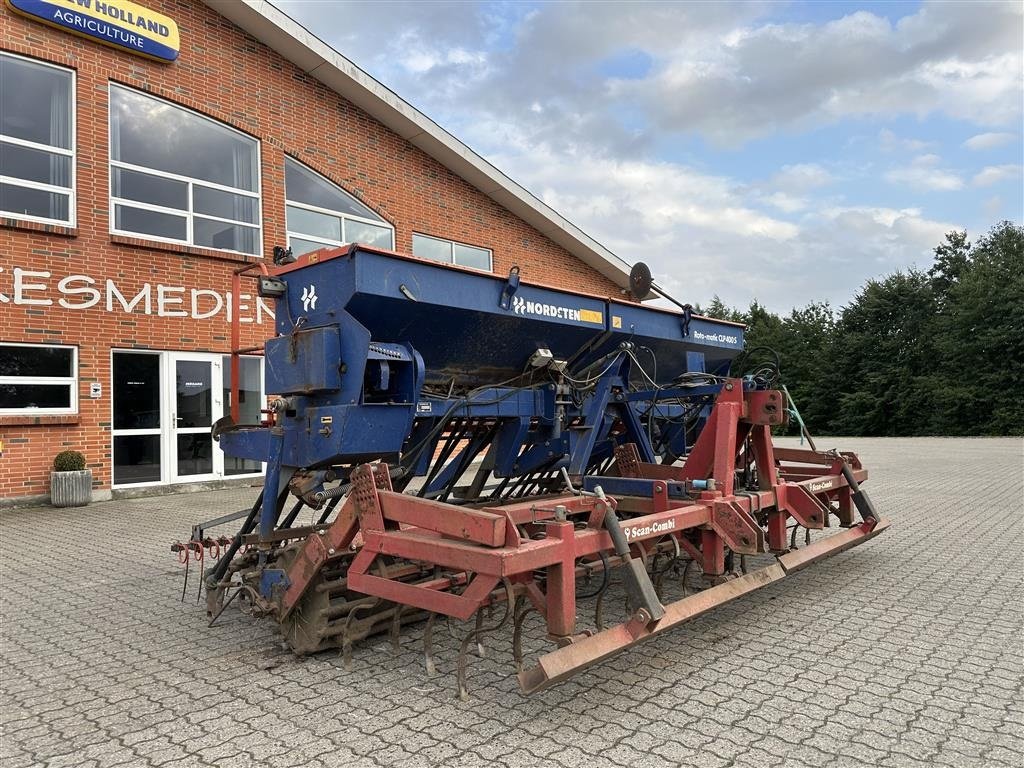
[791,524,799,550]
[456,618,476,701]
[456,580,515,700]
[340,600,379,671]
[594,588,606,631]
[181,553,189,603]
[423,612,437,676]
[391,604,405,653]
[805,526,812,546]
[653,562,667,600]
[512,597,533,673]
[474,610,486,658]
[342,632,354,671]
[681,559,696,597]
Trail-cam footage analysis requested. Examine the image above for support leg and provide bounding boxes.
[701,529,725,577]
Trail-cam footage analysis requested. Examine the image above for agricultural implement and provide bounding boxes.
[180,244,888,695]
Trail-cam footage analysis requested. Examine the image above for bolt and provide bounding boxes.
[328,548,336,555]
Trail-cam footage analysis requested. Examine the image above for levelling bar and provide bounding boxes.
[519,517,890,693]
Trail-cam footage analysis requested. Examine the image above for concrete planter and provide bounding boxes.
[50,470,93,508]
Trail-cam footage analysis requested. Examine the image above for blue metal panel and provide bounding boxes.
[265,326,341,395]
[600,299,744,381]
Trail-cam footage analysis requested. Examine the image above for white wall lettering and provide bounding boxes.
[190,288,223,320]
[57,275,101,310]
[106,280,152,314]
[156,285,187,317]
[0,266,274,324]
[13,268,53,306]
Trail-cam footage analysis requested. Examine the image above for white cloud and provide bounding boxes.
[272,0,993,310]
[972,164,1023,186]
[481,129,956,310]
[280,0,1023,150]
[963,132,1018,151]
[763,192,809,213]
[884,155,963,191]
[630,2,1023,146]
[878,128,933,153]
[770,163,834,191]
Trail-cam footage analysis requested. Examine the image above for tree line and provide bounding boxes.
[700,221,1024,436]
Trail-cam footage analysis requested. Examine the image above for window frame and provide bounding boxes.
[284,157,394,254]
[412,232,493,272]
[0,52,76,227]
[0,342,79,416]
[107,84,263,257]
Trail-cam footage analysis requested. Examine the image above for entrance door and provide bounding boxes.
[170,354,221,482]
[112,350,263,488]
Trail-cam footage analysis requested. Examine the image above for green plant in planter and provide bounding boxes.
[53,450,87,472]
[51,450,92,507]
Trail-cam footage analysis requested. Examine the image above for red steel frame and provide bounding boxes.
[276,381,889,692]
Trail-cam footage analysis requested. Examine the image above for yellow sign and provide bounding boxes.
[7,0,180,62]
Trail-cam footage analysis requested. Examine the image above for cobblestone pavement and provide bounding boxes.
[2,437,1022,768]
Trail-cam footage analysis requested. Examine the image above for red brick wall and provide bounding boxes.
[0,0,623,500]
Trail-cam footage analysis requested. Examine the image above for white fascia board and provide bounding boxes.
[202,0,632,289]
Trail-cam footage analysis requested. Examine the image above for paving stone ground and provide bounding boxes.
[1,437,1022,768]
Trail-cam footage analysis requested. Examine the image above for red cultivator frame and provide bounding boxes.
[259,380,888,695]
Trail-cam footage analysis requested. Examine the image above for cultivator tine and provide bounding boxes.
[423,612,438,676]
[473,610,486,658]
[594,587,607,631]
[511,597,531,673]
[342,600,381,670]
[390,604,406,653]
[456,581,515,700]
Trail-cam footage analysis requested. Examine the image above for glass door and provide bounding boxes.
[112,351,163,486]
[170,354,220,482]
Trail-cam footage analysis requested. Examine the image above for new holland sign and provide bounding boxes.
[6,0,180,62]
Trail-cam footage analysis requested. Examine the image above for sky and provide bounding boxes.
[274,0,1023,312]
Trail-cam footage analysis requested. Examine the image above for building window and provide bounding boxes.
[285,157,394,256]
[109,85,261,255]
[0,53,75,226]
[412,233,492,271]
[0,343,78,415]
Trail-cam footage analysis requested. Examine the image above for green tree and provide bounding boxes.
[704,221,1023,436]
[808,269,938,435]
[929,229,971,297]
[933,221,1024,434]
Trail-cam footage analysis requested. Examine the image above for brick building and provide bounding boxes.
[0,0,632,503]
